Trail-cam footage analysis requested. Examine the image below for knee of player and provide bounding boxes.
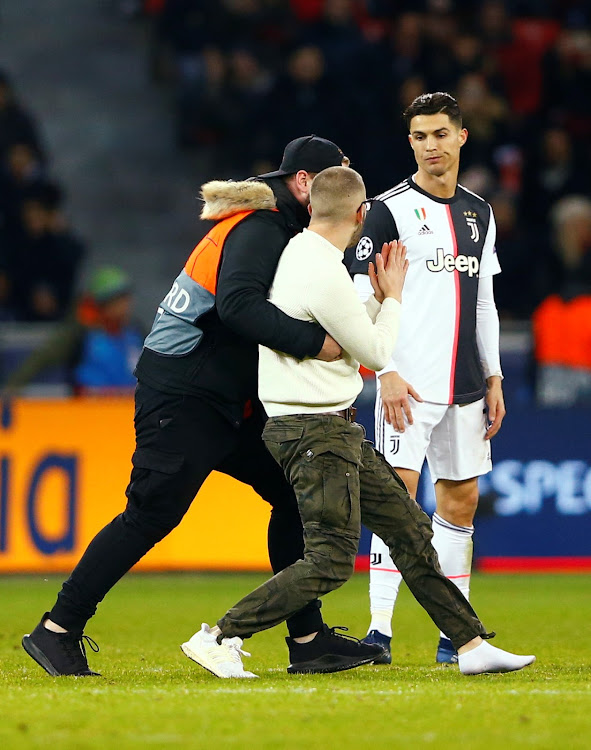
[436,480,479,524]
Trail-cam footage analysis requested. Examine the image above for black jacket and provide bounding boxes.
[134,177,325,426]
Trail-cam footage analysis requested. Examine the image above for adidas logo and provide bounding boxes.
[418,224,433,235]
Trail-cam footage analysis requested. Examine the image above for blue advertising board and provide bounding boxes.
[355,401,591,572]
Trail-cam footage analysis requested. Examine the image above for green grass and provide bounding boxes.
[1,573,590,749]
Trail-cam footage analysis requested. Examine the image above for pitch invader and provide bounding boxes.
[348,92,505,665]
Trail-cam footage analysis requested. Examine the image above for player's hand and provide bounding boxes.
[375,240,408,303]
[485,375,505,439]
[368,241,394,303]
[316,334,342,362]
[379,371,423,431]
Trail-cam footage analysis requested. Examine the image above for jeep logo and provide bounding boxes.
[426,247,479,277]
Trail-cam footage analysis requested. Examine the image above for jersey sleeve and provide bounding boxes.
[476,274,503,379]
[479,205,501,278]
[346,199,399,276]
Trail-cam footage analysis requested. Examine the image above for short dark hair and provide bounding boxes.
[403,92,462,130]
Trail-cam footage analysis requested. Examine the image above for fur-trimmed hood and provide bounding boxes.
[200,180,276,221]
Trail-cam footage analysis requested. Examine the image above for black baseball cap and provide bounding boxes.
[258,135,346,178]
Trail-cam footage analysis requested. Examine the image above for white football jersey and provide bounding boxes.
[347,176,501,405]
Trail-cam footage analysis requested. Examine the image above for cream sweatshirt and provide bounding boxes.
[259,228,401,417]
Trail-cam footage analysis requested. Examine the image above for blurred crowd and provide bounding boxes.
[141,0,591,327]
[0,71,142,394]
[0,71,85,322]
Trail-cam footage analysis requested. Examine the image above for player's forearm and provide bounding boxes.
[353,273,383,322]
[353,273,402,374]
[476,275,502,379]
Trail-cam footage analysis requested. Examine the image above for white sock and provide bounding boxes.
[432,512,474,641]
[367,533,401,638]
[459,641,536,675]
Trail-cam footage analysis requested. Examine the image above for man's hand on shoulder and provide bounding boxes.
[379,371,422,431]
[316,334,342,362]
[485,375,505,439]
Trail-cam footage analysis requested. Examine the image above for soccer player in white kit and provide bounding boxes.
[348,92,506,664]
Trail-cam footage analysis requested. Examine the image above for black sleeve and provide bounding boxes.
[216,213,326,359]
[346,199,399,275]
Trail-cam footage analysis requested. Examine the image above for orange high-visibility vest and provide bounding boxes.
[184,210,256,295]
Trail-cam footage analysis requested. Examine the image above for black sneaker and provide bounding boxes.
[22,613,101,676]
[286,625,384,674]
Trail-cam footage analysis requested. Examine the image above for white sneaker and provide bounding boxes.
[459,641,536,675]
[181,623,258,679]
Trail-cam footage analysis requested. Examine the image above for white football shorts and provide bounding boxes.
[373,392,492,482]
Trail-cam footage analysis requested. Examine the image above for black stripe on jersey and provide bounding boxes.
[346,199,399,276]
[448,200,490,404]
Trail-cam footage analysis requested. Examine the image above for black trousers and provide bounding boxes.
[49,383,323,638]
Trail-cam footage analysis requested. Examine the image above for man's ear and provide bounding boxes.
[308,203,313,216]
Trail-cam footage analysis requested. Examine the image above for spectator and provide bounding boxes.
[489,191,540,320]
[540,28,591,139]
[386,11,424,86]
[3,266,143,395]
[304,0,368,82]
[0,141,48,236]
[0,253,14,321]
[522,127,588,226]
[223,47,274,174]
[7,183,84,321]
[455,72,509,169]
[0,71,45,163]
[532,195,591,406]
[175,46,231,151]
[260,45,345,160]
[420,8,459,92]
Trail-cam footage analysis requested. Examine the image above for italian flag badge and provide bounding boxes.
[414,208,426,220]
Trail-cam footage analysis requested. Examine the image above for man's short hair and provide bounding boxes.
[403,92,462,130]
[310,166,365,222]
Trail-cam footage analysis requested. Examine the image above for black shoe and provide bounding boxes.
[286,625,384,674]
[22,613,101,676]
[361,629,392,665]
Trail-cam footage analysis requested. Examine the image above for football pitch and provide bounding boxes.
[1,572,589,750]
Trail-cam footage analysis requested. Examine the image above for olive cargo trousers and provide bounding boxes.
[218,415,488,650]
